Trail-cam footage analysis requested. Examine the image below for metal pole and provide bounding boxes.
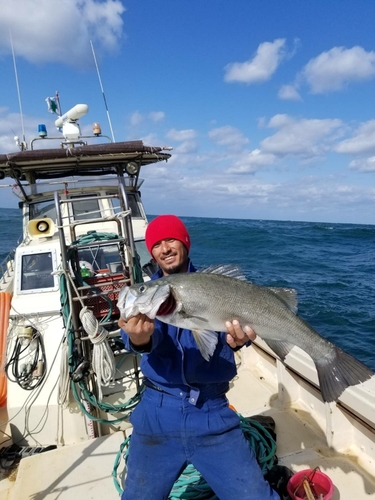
[90,40,115,142]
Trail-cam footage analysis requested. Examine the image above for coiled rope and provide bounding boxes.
[59,270,143,424]
[112,413,277,498]
[79,306,116,401]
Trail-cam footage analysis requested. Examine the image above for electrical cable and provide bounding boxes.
[5,327,46,391]
[1,306,67,447]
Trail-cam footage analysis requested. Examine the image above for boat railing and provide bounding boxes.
[0,235,22,286]
[53,183,140,331]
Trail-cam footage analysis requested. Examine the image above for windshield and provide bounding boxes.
[29,200,56,221]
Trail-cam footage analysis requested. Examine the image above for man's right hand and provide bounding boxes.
[118,314,154,346]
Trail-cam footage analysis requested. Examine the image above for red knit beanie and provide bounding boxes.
[145,215,191,255]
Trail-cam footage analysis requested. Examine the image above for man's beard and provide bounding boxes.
[162,260,185,275]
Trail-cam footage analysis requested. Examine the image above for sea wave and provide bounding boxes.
[2,210,375,370]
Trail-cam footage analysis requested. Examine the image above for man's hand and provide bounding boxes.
[226,320,256,348]
[118,314,154,346]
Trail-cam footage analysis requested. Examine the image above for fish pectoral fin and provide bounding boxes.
[191,329,218,361]
[263,340,294,362]
[179,311,209,324]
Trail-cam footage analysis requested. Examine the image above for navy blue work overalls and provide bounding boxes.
[120,263,279,499]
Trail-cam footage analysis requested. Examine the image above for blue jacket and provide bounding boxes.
[120,261,247,404]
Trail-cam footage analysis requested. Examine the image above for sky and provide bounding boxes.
[1,0,375,224]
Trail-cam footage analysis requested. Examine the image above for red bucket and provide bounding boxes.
[287,468,334,500]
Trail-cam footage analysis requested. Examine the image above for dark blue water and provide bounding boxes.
[185,216,375,372]
[2,208,375,371]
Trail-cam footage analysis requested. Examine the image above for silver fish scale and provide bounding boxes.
[131,271,374,402]
[164,272,327,355]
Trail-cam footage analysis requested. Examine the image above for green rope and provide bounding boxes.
[238,415,277,475]
[59,266,144,424]
[113,413,277,498]
[71,381,143,424]
[132,250,144,284]
[169,464,219,499]
[71,231,119,245]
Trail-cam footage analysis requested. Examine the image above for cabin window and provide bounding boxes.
[71,195,101,221]
[77,243,123,272]
[29,200,57,221]
[111,193,142,218]
[17,250,58,293]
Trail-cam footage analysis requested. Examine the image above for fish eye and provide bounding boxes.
[138,285,146,293]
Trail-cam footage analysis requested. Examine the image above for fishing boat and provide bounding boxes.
[0,104,374,500]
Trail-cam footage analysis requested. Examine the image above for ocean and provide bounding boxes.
[1,207,374,371]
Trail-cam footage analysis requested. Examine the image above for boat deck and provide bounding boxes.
[231,362,375,500]
[1,348,375,499]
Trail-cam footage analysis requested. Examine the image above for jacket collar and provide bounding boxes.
[152,259,196,280]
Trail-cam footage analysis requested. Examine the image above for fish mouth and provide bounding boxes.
[156,293,176,316]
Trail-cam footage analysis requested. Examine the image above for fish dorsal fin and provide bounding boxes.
[198,264,247,281]
[268,287,298,314]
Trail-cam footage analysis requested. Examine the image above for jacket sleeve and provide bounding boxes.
[120,321,165,353]
[231,338,252,352]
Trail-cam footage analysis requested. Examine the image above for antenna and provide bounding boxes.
[9,29,27,150]
[90,40,116,142]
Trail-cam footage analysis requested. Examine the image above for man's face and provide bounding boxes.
[151,238,188,275]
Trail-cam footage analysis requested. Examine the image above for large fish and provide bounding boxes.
[117,265,374,403]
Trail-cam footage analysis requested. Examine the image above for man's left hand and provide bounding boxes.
[226,320,256,348]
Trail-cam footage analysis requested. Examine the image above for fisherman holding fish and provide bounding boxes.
[118,215,280,500]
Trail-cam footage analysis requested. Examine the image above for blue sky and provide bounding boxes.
[1,1,375,224]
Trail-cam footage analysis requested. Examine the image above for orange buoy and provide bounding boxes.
[0,292,11,407]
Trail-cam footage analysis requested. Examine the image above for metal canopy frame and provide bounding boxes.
[0,140,171,181]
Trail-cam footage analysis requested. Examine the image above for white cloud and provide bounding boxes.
[149,111,165,123]
[141,158,375,223]
[224,39,286,84]
[335,120,375,155]
[129,111,166,129]
[129,111,144,127]
[349,157,375,172]
[0,0,125,65]
[261,114,344,157]
[208,126,248,149]
[140,133,160,146]
[174,141,199,155]
[0,109,37,153]
[301,46,375,94]
[228,149,276,174]
[166,128,197,141]
[278,84,302,101]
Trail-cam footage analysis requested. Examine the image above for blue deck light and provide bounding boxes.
[38,124,47,138]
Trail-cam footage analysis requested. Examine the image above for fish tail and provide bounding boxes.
[315,346,374,403]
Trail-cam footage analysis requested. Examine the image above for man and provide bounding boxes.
[119,215,279,500]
